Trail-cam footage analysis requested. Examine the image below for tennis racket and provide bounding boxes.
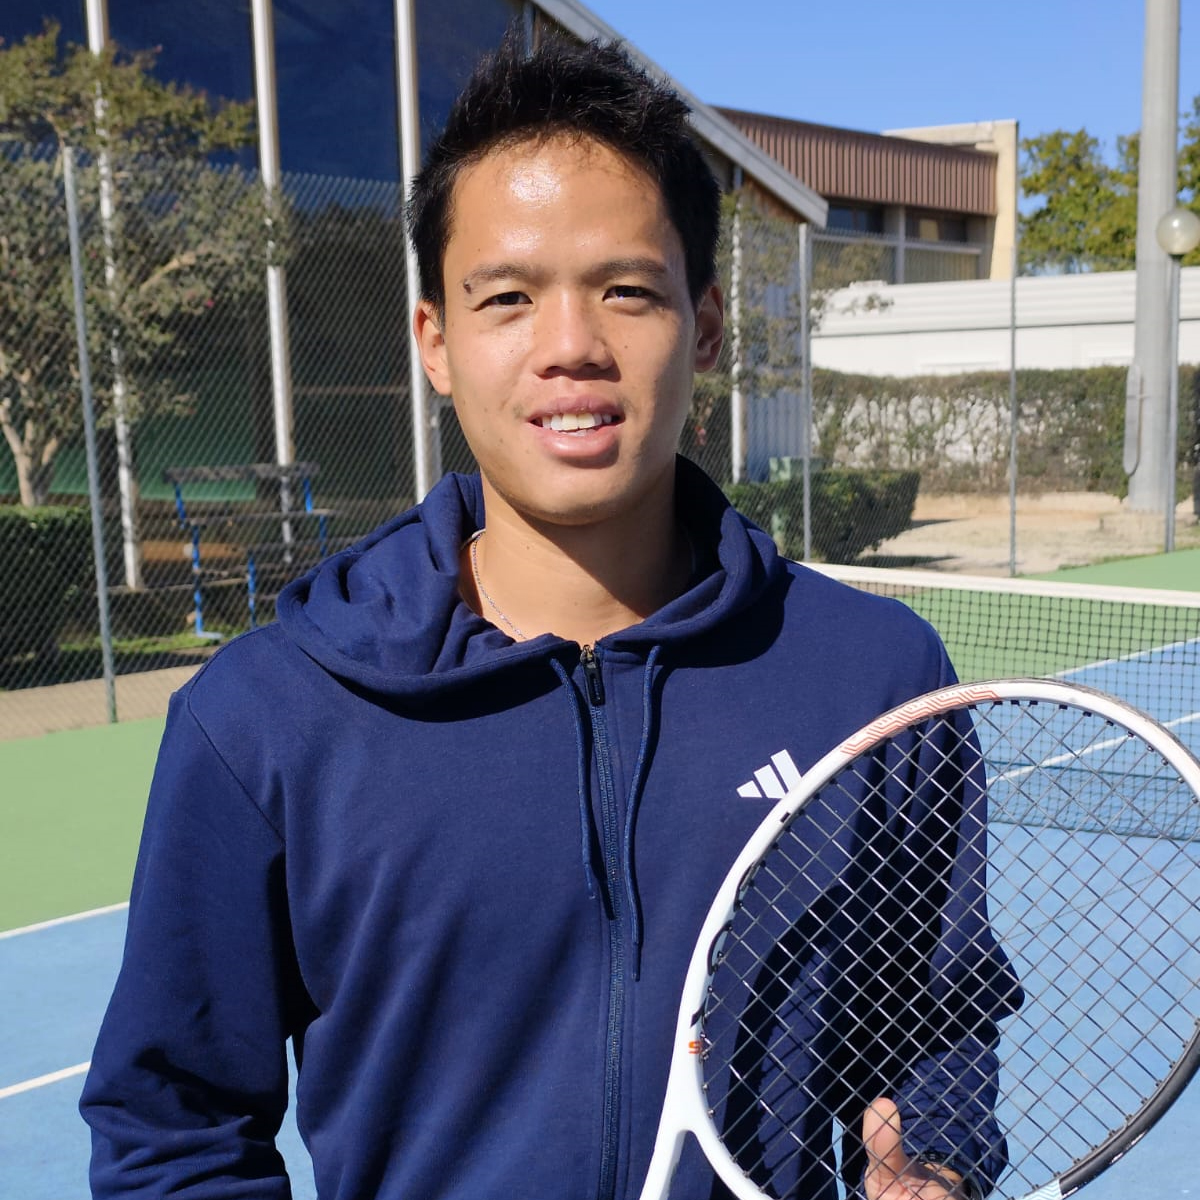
[638,678,1200,1200]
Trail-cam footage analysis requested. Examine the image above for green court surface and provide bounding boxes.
[1036,546,1200,592]
[898,585,1188,683]
[887,548,1199,683]
[0,718,161,931]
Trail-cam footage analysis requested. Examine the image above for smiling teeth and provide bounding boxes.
[541,413,615,432]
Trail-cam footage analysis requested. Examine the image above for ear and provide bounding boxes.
[693,282,724,373]
[414,300,453,396]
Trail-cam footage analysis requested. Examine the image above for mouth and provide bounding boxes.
[535,412,620,433]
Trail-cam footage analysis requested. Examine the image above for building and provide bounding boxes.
[719,108,1019,286]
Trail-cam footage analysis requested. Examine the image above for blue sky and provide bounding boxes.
[584,0,1200,159]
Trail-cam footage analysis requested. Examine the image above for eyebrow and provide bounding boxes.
[459,256,672,294]
[589,257,673,285]
[460,264,538,295]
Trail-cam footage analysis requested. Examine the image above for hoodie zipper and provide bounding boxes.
[582,644,624,1200]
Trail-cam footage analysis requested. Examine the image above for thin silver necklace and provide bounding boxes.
[468,529,527,641]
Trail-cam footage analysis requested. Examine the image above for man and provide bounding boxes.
[81,32,1016,1200]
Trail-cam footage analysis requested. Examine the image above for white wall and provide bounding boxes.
[811,267,1200,376]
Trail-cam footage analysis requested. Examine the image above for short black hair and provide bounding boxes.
[406,30,722,313]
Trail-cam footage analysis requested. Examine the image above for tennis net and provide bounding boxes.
[812,564,1200,752]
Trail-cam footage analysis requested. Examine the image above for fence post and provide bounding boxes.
[729,175,745,484]
[251,0,298,557]
[85,0,145,592]
[64,146,117,724]
[1008,241,1019,577]
[798,221,813,562]
[395,0,432,500]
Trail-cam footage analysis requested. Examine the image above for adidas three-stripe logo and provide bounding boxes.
[737,749,803,799]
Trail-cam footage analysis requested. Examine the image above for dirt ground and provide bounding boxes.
[870,491,1200,577]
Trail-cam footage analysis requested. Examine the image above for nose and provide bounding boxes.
[532,292,613,376]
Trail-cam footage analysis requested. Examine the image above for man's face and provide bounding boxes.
[415,134,723,530]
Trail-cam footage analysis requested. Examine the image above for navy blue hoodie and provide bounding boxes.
[81,460,1017,1199]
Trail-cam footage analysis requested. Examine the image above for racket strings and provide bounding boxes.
[701,722,973,1195]
[695,699,1200,1200]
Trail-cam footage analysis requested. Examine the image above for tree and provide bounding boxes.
[1018,129,1138,273]
[1018,109,1200,273]
[0,23,270,522]
[1174,94,1200,251]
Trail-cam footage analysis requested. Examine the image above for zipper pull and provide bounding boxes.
[581,645,605,706]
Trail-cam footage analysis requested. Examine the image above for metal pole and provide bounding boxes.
[1166,252,1181,551]
[250,0,298,557]
[729,170,745,484]
[85,0,144,591]
[1128,0,1180,511]
[798,221,813,561]
[64,147,117,724]
[395,0,432,500]
[1008,195,1019,577]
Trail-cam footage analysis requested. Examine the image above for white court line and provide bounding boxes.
[0,901,128,941]
[1058,633,1200,675]
[0,1061,90,1101]
[995,709,1200,787]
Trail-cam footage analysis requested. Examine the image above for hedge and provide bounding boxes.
[726,468,920,563]
[811,364,1200,496]
[0,506,94,664]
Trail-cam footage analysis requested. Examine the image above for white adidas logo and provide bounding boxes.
[737,749,802,799]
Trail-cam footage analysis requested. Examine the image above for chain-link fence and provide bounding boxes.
[0,140,424,730]
[707,192,1199,572]
[2,161,1197,734]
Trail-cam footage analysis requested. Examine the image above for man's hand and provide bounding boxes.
[863,1098,973,1200]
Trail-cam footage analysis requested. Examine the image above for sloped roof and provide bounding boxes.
[718,107,998,216]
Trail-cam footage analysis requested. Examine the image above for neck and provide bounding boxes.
[462,481,693,646]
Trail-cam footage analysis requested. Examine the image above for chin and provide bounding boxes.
[486,459,677,529]
[506,487,634,530]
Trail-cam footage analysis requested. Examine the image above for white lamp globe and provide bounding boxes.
[1156,206,1200,257]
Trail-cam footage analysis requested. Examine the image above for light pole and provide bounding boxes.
[1154,206,1200,551]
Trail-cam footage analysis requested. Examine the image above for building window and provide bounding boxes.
[417,0,523,153]
[826,204,884,234]
[906,211,969,243]
[272,0,402,180]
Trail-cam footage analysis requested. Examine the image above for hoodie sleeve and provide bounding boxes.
[80,688,309,1199]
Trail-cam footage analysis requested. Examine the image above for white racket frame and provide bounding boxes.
[636,678,1200,1200]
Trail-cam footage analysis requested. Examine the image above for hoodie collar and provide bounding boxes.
[275,457,783,697]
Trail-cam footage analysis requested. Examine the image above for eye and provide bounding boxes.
[609,284,652,300]
[482,291,528,308]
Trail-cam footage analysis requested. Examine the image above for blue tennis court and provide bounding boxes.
[0,907,318,1198]
[3,617,1199,1198]
[986,821,1200,1198]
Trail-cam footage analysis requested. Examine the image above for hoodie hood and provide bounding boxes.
[275,457,783,698]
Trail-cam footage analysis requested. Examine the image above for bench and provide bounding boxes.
[162,462,337,637]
